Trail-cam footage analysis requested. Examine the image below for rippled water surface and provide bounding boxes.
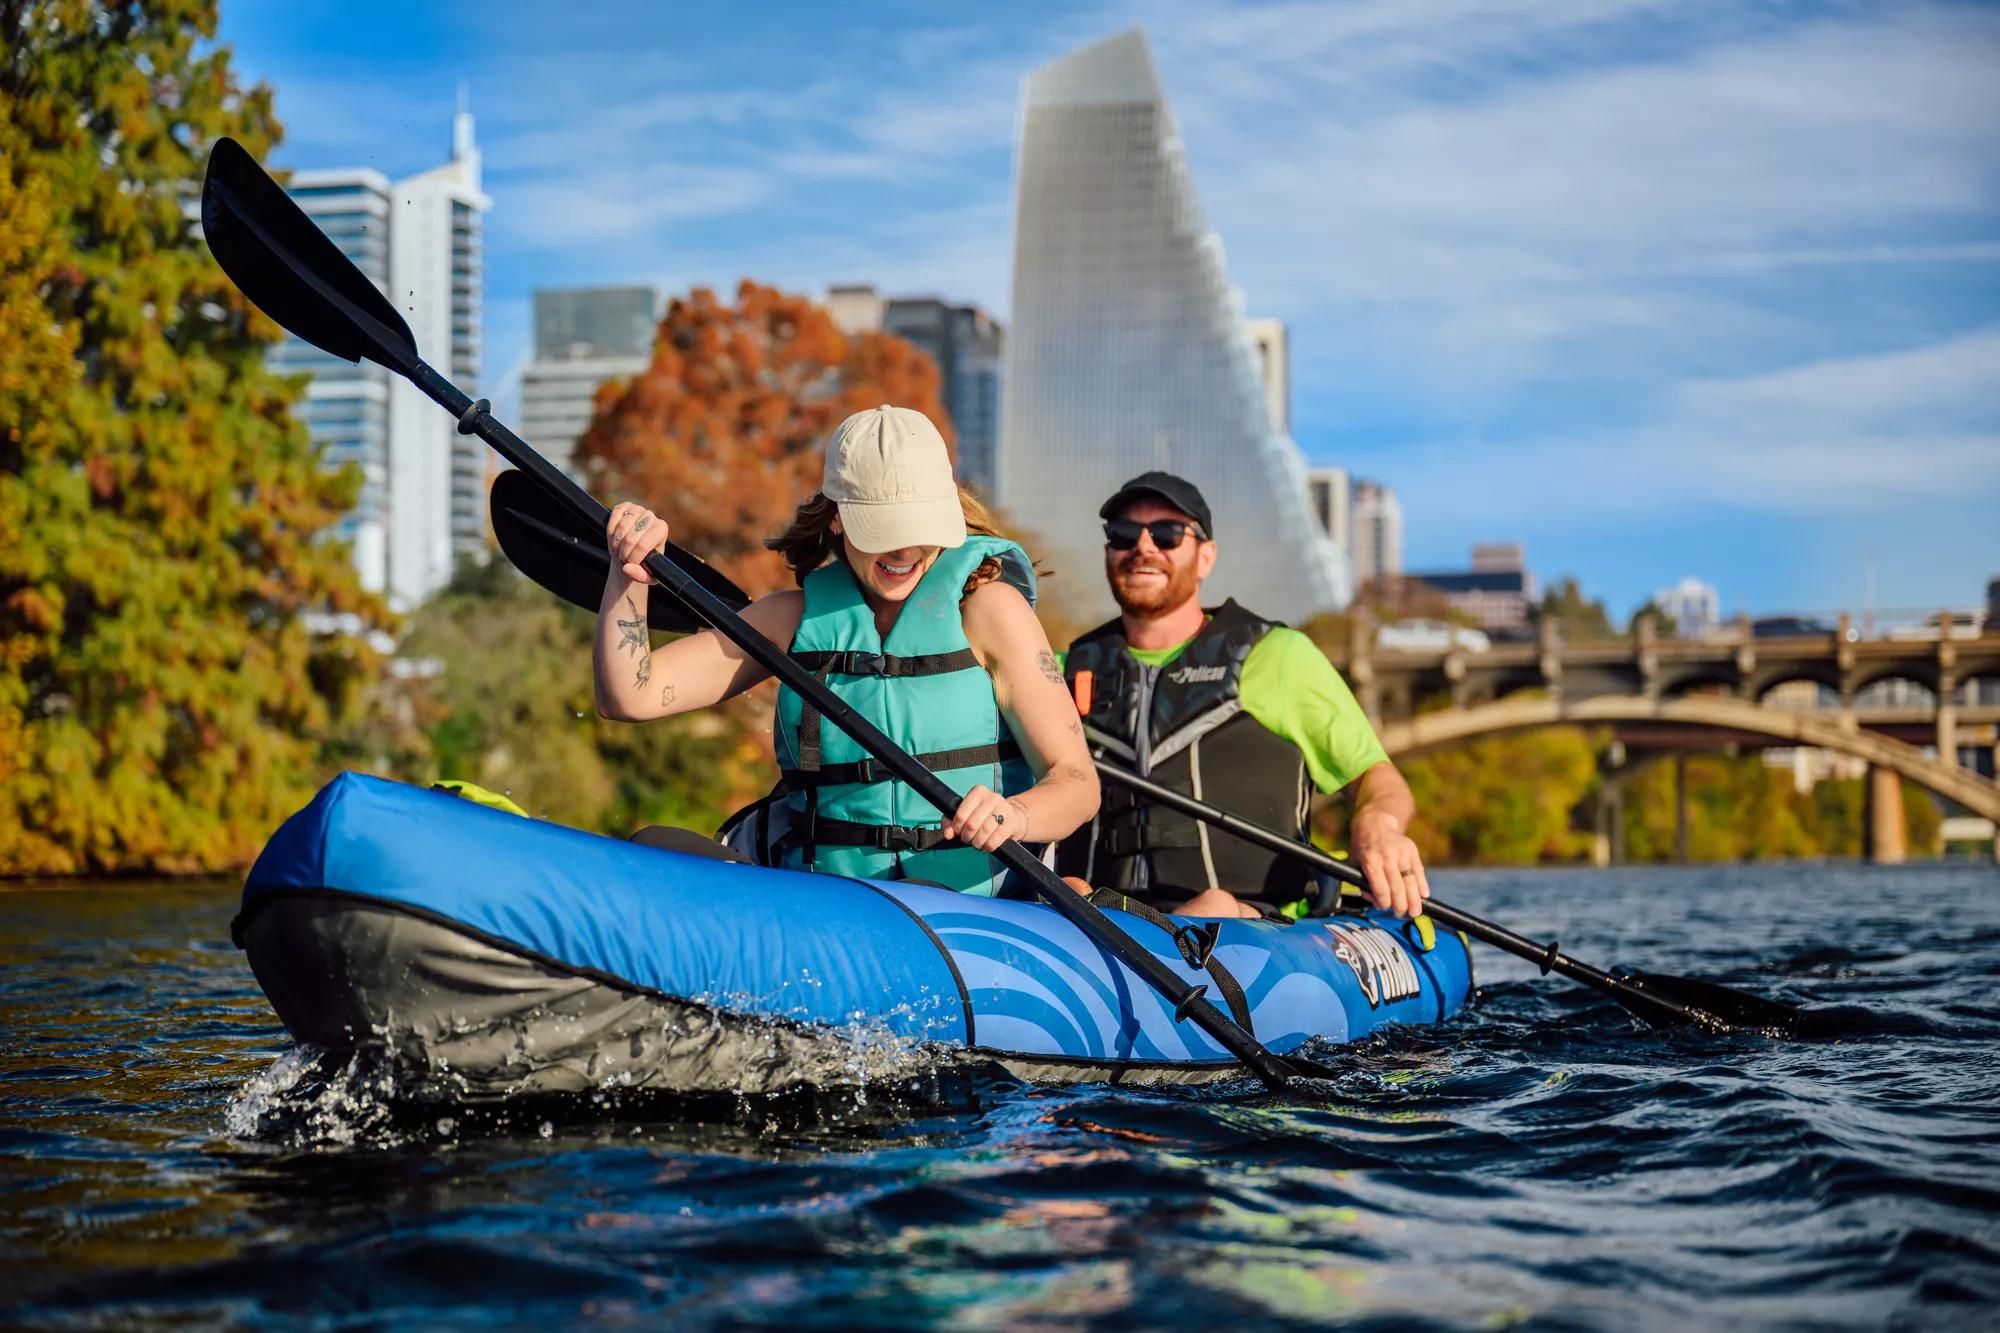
[4,863,1997,1329]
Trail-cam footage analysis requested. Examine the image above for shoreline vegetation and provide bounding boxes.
[0,4,1954,880]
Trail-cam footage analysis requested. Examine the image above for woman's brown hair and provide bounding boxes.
[766,487,1040,597]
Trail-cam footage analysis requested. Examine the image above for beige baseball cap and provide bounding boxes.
[822,405,966,553]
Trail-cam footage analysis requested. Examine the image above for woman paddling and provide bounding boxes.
[594,405,1099,893]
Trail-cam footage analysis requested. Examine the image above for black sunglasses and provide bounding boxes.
[1103,518,1206,551]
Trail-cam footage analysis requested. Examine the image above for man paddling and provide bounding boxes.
[1056,472,1431,920]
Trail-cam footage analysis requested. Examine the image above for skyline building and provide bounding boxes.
[1410,542,1536,633]
[1246,318,1289,438]
[386,102,490,607]
[520,286,658,475]
[268,167,395,593]
[884,298,1003,497]
[825,285,1005,497]
[1306,465,1350,554]
[1654,576,1721,638]
[274,105,490,609]
[996,29,1350,622]
[1351,480,1403,591]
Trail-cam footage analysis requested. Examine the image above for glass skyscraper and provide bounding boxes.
[998,29,1351,623]
[269,169,395,593]
[273,107,488,608]
[882,298,1003,497]
[520,286,658,477]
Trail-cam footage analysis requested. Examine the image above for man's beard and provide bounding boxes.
[1107,551,1201,616]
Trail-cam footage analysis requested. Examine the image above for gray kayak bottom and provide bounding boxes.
[242,898,1253,1102]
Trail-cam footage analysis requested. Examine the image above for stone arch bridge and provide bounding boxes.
[1330,614,2000,859]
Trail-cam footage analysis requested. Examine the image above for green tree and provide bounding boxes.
[348,559,771,838]
[1627,599,1678,637]
[0,1,388,874]
[1537,577,1617,641]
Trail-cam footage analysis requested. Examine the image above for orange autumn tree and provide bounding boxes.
[573,281,953,597]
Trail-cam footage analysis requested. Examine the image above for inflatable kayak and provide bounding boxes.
[234,774,1474,1098]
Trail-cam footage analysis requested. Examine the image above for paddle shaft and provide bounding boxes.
[395,363,1296,1089]
[1090,760,1708,1029]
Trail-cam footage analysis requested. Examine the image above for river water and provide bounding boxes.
[3,862,1996,1329]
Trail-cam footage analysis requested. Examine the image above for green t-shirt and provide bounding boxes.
[1060,626,1387,795]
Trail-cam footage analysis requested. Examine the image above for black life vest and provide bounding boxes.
[1055,601,1313,908]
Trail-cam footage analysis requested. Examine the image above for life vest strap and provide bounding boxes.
[792,648,985,774]
[781,738,1022,790]
[802,817,958,854]
[790,648,980,678]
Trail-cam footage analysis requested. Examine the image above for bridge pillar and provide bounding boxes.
[1937,671,1958,770]
[1673,752,1690,862]
[1865,764,1908,865]
[1591,784,1625,867]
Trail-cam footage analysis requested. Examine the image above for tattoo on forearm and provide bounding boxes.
[660,683,675,708]
[636,653,651,689]
[616,596,647,656]
[1035,650,1063,686]
[1066,718,1082,736]
[1065,764,1090,784]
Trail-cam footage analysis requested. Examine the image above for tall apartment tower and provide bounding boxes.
[520,286,658,474]
[999,30,1349,620]
[1245,319,1289,438]
[1306,466,1350,553]
[1351,480,1403,591]
[882,298,1004,496]
[269,168,395,593]
[383,101,490,608]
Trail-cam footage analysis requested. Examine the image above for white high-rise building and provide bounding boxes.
[1246,318,1289,438]
[384,100,490,608]
[270,168,395,593]
[1306,466,1349,553]
[1654,576,1720,639]
[1352,480,1403,590]
[520,286,658,476]
[997,30,1350,622]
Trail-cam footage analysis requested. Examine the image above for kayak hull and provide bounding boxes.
[237,774,1474,1098]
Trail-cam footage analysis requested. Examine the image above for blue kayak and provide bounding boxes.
[236,773,1474,1098]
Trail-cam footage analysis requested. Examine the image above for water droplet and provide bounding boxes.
[538,1120,553,1139]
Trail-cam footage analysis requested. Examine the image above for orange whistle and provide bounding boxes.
[1072,669,1093,716]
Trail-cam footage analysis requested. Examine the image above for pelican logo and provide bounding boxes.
[1167,664,1228,685]
[1326,922,1421,1009]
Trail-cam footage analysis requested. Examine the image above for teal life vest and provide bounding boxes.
[772,536,1037,895]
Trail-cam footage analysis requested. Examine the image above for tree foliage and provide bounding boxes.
[573,281,954,599]
[1536,576,1617,641]
[337,559,772,838]
[0,1,388,874]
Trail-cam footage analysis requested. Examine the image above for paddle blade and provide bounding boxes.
[490,469,750,633]
[1620,972,1837,1039]
[201,137,419,372]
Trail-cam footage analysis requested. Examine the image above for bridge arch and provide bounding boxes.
[1377,693,2000,819]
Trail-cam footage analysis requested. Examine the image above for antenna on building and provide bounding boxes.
[453,81,476,161]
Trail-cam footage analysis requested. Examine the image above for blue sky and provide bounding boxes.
[218,0,1999,619]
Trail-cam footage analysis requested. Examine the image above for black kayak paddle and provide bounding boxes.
[199,136,1310,1092]
[483,430,1826,1040]
[1091,760,1835,1039]
[490,468,749,633]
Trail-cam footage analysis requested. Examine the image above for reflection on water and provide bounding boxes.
[3,864,1997,1327]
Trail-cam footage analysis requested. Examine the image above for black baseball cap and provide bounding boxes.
[1098,471,1213,537]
